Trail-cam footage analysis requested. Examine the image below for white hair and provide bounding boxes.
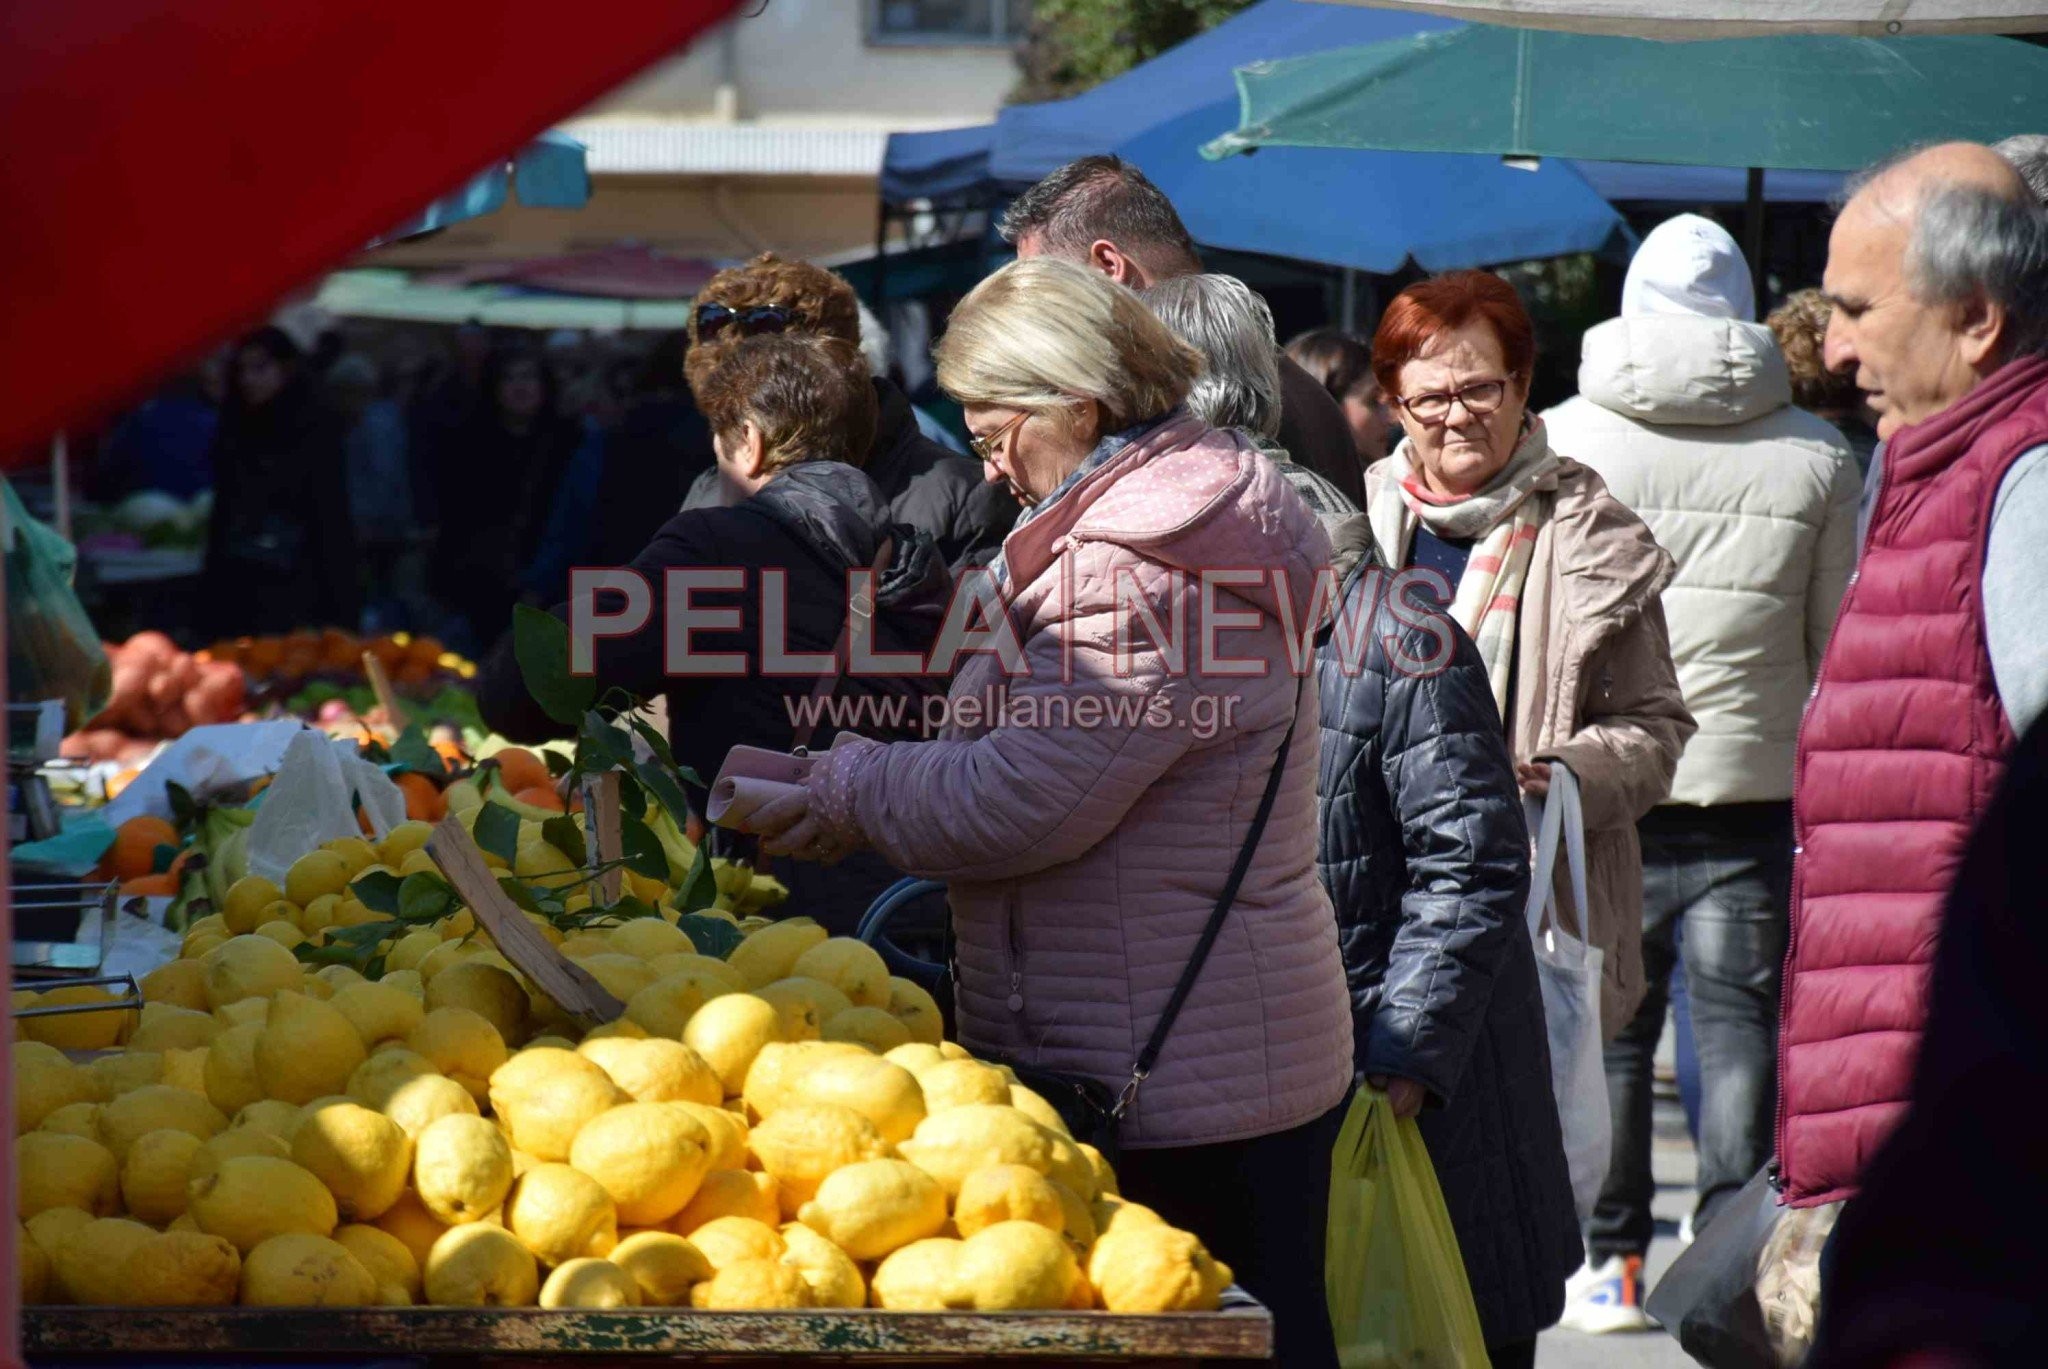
[933,257,1200,433]
[855,299,892,375]
[1139,275,1283,441]
[1994,134,2048,207]
[1909,183,2048,359]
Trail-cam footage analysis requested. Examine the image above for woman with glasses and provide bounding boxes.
[1359,272,1691,1346]
[746,258,1354,1368]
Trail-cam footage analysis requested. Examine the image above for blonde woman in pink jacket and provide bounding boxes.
[751,259,1354,1365]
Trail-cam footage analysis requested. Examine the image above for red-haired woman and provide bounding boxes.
[1358,272,1693,1321]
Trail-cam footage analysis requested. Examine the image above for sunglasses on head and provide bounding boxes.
[695,303,793,342]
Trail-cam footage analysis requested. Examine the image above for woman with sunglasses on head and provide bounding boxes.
[1358,273,1692,1360]
[677,253,1018,567]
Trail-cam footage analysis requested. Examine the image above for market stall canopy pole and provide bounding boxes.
[1314,1,2048,38]
[0,0,741,464]
[1205,29,2048,170]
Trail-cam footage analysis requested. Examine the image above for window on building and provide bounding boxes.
[868,0,1031,45]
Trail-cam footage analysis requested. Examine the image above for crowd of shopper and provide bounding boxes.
[80,128,2048,1362]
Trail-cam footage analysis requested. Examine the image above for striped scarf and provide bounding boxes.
[1367,419,1562,715]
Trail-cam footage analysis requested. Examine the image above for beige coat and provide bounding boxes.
[1365,456,1695,1035]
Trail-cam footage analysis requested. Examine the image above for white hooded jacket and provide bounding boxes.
[1545,216,1861,807]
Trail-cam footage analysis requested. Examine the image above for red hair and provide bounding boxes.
[1370,270,1536,399]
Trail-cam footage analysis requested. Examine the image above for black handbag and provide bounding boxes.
[990,692,1302,1165]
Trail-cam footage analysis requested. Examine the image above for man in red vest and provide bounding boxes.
[1780,142,2048,1218]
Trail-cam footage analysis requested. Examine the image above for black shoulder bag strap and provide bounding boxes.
[1110,679,1305,1122]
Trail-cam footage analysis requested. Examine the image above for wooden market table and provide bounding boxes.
[23,1303,1275,1366]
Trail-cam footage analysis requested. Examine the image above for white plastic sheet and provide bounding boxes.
[245,730,407,883]
[1323,1,2048,37]
[100,720,313,826]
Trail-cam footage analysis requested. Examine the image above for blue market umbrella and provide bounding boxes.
[372,130,590,246]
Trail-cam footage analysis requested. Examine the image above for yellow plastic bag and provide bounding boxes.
[1326,1088,1491,1368]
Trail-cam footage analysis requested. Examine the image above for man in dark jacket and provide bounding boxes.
[999,154,1368,512]
[676,252,1016,568]
[1314,520,1580,1367]
[477,333,952,930]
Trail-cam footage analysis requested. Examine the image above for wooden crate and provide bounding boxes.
[23,1304,1273,1365]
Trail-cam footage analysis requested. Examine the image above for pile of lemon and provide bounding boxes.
[14,836,1232,1315]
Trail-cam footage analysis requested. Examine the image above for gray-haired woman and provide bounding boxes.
[1141,274,1359,532]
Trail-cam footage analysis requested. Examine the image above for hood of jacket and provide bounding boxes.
[743,460,952,622]
[1577,314,1793,428]
[1002,413,1332,627]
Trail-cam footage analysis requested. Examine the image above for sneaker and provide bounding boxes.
[1559,1254,1653,1334]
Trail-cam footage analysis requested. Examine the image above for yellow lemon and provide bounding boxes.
[139,959,212,1012]
[897,1105,1057,1198]
[539,1256,640,1308]
[777,1220,867,1308]
[15,1042,97,1132]
[85,1050,163,1100]
[915,1058,1014,1113]
[254,991,368,1105]
[331,981,426,1050]
[13,984,134,1051]
[334,1222,421,1304]
[98,1084,226,1162]
[162,1046,210,1095]
[212,997,269,1030]
[487,1048,623,1161]
[120,1128,206,1223]
[228,1098,303,1142]
[190,1127,291,1183]
[202,934,303,1011]
[378,821,435,866]
[954,1164,1067,1241]
[669,1102,750,1173]
[292,1102,413,1220]
[746,1103,888,1218]
[647,952,746,994]
[346,1048,439,1110]
[727,919,828,989]
[1087,1225,1232,1312]
[371,1189,451,1269]
[17,1132,119,1218]
[36,1101,103,1142]
[221,876,284,935]
[622,971,733,1040]
[885,977,945,1045]
[557,931,613,960]
[575,1037,721,1106]
[26,1205,97,1271]
[672,1169,780,1234]
[419,1221,536,1303]
[788,1053,926,1147]
[322,837,380,877]
[687,1215,786,1271]
[412,1113,513,1226]
[52,1217,156,1304]
[606,918,694,960]
[187,1155,338,1252]
[284,850,353,908]
[19,1221,50,1304]
[577,953,661,1006]
[423,960,528,1045]
[382,1073,480,1139]
[123,1229,242,1306]
[688,1256,813,1309]
[385,929,443,974]
[957,1220,1081,1310]
[610,1230,712,1305]
[822,1006,912,1053]
[578,1017,648,1042]
[239,1232,377,1306]
[253,916,305,950]
[297,893,343,937]
[870,1237,969,1310]
[504,1162,617,1267]
[127,1003,223,1053]
[1007,1084,1073,1139]
[202,1022,265,1115]
[739,1041,869,1123]
[682,993,783,1096]
[789,938,891,1009]
[756,977,853,1038]
[566,1102,713,1228]
[1090,1195,1165,1239]
[795,1158,947,1262]
[405,1007,508,1105]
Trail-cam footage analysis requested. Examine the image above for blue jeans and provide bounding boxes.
[1588,802,1791,1260]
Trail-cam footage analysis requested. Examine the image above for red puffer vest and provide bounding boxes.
[1778,353,2048,1207]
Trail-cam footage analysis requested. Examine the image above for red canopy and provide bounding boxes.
[0,0,739,464]
[437,244,722,300]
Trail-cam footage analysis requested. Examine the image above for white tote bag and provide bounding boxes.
[1524,763,1611,1223]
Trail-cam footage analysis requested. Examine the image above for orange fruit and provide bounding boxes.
[431,740,468,768]
[102,816,179,881]
[406,636,445,669]
[512,785,566,814]
[493,749,551,795]
[243,638,283,677]
[393,660,433,687]
[318,629,359,673]
[366,635,407,672]
[397,773,447,823]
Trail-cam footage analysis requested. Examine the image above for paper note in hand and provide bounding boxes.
[706,745,816,832]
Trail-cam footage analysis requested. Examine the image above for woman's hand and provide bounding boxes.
[752,786,850,864]
[1516,760,1552,796]
[1367,1075,1429,1119]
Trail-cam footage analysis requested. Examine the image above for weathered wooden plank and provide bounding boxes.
[22,1306,1270,1360]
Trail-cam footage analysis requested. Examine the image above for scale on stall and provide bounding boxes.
[8,700,67,843]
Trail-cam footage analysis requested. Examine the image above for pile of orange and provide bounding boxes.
[208,628,460,688]
[95,815,191,895]
[491,747,571,813]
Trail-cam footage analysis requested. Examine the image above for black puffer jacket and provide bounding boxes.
[1314,522,1581,1348]
[478,461,953,932]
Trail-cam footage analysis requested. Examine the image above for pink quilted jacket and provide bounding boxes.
[808,415,1355,1148]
